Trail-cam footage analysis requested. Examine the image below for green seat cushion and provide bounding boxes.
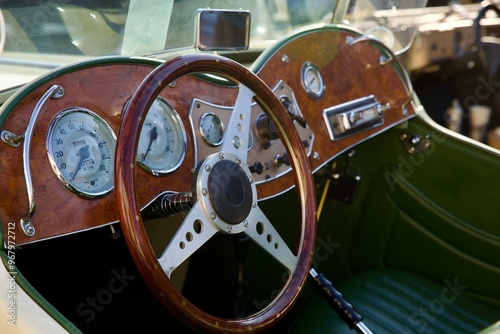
[290,270,499,333]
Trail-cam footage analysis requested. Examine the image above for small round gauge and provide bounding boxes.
[47,108,116,198]
[137,97,186,175]
[300,62,325,100]
[199,112,224,146]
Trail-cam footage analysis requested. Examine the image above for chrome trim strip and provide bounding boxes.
[20,84,63,237]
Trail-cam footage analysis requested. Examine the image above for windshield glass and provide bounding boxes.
[0,0,427,93]
[0,1,333,58]
[346,0,428,55]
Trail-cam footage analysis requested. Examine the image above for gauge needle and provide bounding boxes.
[141,126,158,160]
[71,145,90,181]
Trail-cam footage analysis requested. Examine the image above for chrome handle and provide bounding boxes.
[20,84,64,237]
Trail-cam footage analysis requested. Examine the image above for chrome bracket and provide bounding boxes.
[346,35,394,66]
[19,84,64,237]
[400,133,432,155]
[20,218,35,237]
[1,130,24,147]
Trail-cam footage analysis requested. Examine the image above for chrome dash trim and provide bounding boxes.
[20,84,64,237]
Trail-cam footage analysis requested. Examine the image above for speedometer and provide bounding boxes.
[137,97,186,175]
[46,108,116,198]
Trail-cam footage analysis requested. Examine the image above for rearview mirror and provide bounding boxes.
[195,9,251,51]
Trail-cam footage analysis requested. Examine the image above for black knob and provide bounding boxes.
[275,153,290,166]
[249,161,264,174]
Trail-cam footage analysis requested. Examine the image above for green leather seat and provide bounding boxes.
[290,270,499,333]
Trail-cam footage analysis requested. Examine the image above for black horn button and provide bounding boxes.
[208,160,253,225]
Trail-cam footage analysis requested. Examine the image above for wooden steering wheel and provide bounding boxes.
[115,53,316,333]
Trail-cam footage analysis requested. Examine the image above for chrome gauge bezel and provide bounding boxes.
[199,112,224,146]
[136,97,187,175]
[247,130,254,151]
[300,61,325,100]
[46,107,116,198]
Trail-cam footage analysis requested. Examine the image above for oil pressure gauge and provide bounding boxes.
[301,62,325,100]
[199,112,224,146]
[46,108,116,198]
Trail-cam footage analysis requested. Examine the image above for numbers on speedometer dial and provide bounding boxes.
[47,99,186,197]
[137,97,186,175]
[46,108,116,198]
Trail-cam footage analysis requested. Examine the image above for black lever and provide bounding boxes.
[309,269,373,334]
[281,96,307,128]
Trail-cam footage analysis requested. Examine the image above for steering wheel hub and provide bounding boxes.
[208,159,252,225]
[194,152,256,234]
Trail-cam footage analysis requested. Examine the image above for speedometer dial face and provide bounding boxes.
[137,97,186,175]
[46,108,116,198]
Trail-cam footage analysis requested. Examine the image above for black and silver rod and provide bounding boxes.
[309,268,373,334]
[141,191,193,220]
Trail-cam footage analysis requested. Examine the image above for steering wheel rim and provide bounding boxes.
[115,53,316,333]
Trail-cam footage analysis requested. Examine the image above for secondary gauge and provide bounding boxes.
[300,62,325,100]
[137,97,186,175]
[199,112,224,146]
[46,108,116,198]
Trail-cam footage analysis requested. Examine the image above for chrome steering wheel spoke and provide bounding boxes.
[245,205,298,274]
[220,83,254,162]
[158,200,218,278]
